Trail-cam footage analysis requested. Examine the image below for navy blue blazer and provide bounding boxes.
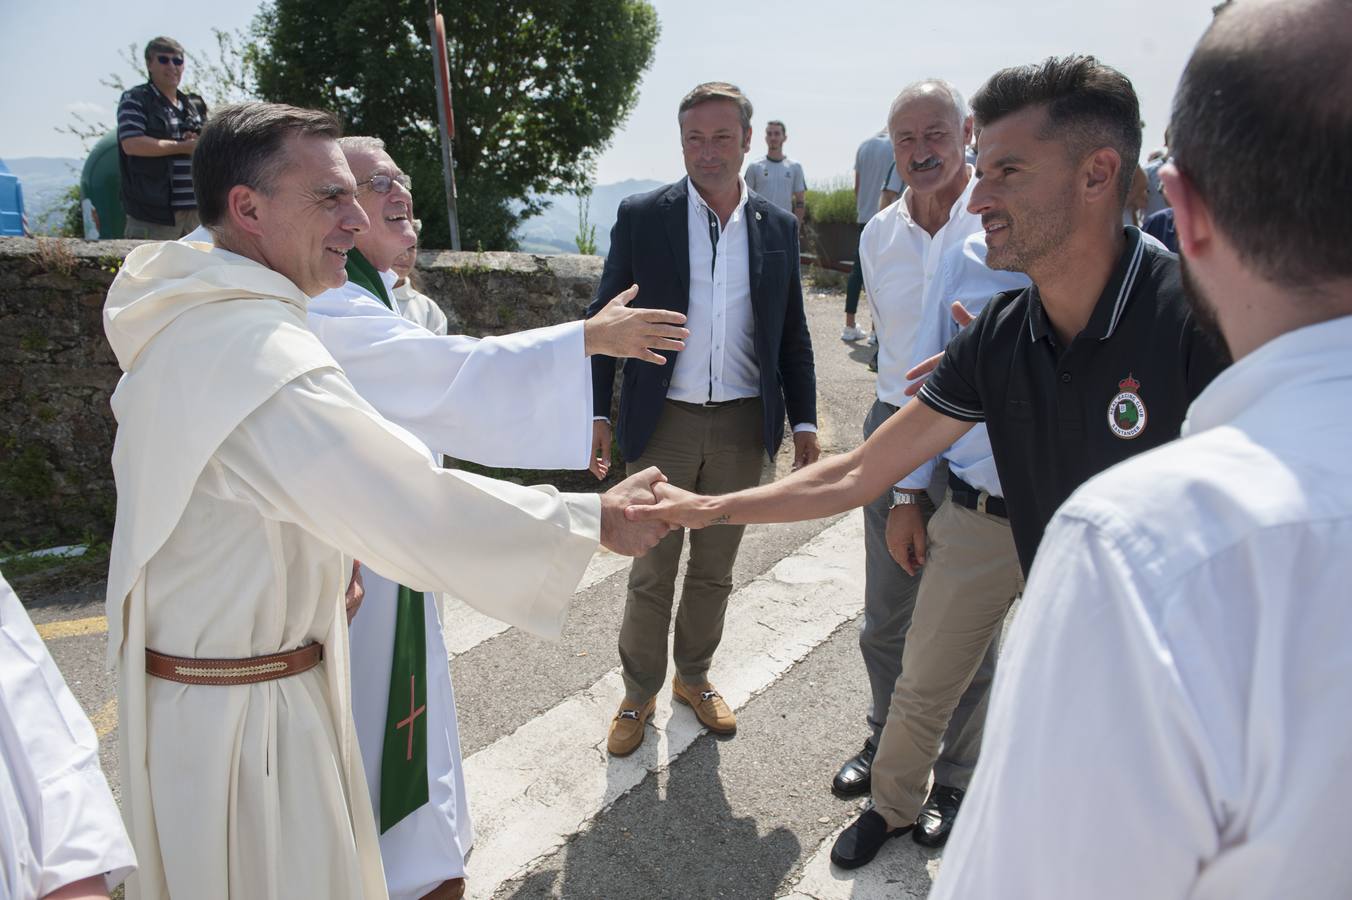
[586,178,817,462]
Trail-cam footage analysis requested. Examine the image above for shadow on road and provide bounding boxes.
[508,738,800,899]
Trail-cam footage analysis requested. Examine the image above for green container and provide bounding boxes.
[81,132,125,239]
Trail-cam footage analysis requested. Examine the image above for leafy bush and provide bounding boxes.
[805,178,856,225]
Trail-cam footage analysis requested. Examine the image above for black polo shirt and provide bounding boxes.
[918,227,1228,573]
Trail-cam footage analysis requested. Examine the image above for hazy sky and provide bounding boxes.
[1,0,1218,185]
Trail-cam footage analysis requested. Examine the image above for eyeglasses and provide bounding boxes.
[156,55,185,66]
[357,172,413,194]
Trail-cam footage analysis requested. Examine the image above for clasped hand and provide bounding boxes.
[599,476,721,547]
[599,466,682,556]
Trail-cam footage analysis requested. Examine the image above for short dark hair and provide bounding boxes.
[193,102,342,227]
[679,82,753,132]
[972,55,1141,202]
[144,36,185,67]
[1171,1,1352,286]
[766,119,787,134]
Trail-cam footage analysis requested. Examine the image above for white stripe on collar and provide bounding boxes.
[1101,229,1146,341]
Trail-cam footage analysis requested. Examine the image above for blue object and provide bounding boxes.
[0,159,26,236]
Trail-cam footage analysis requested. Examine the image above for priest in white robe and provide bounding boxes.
[0,571,136,900]
[105,102,671,900]
[390,235,449,336]
[301,136,687,900]
[181,134,686,898]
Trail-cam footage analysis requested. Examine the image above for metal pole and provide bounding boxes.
[428,0,461,250]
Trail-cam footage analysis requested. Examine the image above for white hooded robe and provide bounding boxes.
[103,241,600,900]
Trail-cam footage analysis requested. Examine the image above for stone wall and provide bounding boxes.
[0,237,604,548]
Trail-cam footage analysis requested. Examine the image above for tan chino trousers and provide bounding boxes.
[618,398,766,701]
[873,494,1025,828]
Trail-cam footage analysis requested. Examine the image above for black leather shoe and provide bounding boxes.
[830,808,912,869]
[831,739,876,796]
[913,784,965,847]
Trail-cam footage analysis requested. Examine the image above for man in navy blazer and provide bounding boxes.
[587,82,818,756]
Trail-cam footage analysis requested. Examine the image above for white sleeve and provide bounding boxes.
[859,219,882,336]
[0,576,136,897]
[929,512,1219,900]
[896,249,957,491]
[308,296,592,469]
[215,371,601,639]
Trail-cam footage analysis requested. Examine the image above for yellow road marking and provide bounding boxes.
[35,615,107,641]
[91,698,118,739]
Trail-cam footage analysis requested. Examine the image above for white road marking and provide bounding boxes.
[778,817,942,899]
[461,511,865,897]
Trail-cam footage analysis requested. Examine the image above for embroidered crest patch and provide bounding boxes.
[1108,374,1147,439]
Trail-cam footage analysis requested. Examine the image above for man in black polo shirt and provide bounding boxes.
[117,36,208,239]
[629,54,1229,866]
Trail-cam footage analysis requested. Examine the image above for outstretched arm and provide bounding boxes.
[630,399,972,528]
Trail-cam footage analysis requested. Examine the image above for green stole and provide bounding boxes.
[345,250,429,833]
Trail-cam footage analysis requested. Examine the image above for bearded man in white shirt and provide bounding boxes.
[930,1,1352,896]
[828,81,1004,834]
[105,101,671,900]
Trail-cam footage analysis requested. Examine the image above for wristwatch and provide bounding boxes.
[888,489,922,509]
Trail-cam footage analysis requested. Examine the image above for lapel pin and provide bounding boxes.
[755,211,762,221]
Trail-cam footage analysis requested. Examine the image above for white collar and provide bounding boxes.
[688,175,750,224]
[896,165,976,228]
[1184,315,1352,436]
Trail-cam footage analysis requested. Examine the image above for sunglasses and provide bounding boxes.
[358,172,413,194]
[156,55,185,66]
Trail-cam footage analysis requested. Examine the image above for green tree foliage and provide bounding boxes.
[32,184,84,238]
[249,0,659,250]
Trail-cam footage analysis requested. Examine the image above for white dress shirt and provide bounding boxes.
[931,314,1352,900]
[859,167,983,409]
[0,572,135,900]
[670,178,758,405]
[671,177,813,432]
[899,232,1028,495]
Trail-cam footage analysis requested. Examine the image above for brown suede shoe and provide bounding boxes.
[607,696,656,756]
[671,677,736,734]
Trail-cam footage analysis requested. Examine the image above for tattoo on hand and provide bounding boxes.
[705,515,730,526]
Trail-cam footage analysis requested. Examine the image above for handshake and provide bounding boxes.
[597,467,719,557]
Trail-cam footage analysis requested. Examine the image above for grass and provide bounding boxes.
[2,542,110,594]
[803,266,848,292]
[804,186,856,225]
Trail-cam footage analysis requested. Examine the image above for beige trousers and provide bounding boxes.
[873,494,1025,828]
[618,399,766,701]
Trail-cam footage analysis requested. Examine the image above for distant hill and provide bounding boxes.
[514,178,666,255]
[2,156,664,251]
[3,157,82,231]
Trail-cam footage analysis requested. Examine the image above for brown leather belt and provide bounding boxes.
[145,643,323,686]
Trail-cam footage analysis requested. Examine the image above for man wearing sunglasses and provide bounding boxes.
[116,36,208,239]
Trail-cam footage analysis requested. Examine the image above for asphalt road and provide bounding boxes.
[22,285,956,899]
